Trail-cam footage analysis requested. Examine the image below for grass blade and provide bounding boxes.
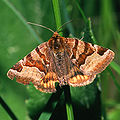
[39,112,52,120]
[52,0,62,35]
[87,18,97,44]
[64,86,74,120]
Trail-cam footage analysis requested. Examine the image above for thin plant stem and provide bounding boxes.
[64,86,74,120]
[52,0,62,36]
[88,18,97,44]
[0,96,18,120]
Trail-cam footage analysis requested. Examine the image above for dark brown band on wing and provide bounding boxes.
[76,42,94,66]
[71,39,78,59]
[26,53,34,64]
[11,62,23,72]
[25,53,47,73]
[84,42,94,55]
[77,54,87,66]
[96,46,108,55]
[35,47,49,65]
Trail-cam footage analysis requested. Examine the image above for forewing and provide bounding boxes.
[65,38,115,75]
[7,42,58,93]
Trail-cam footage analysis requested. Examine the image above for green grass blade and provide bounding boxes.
[39,112,52,120]
[66,103,74,120]
[110,61,120,75]
[52,0,62,36]
[64,86,74,120]
[2,0,41,43]
[88,18,97,44]
[39,101,57,120]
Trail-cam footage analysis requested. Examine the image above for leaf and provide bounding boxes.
[70,80,99,108]
[39,112,52,120]
[26,84,51,119]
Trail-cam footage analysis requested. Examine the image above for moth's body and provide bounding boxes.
[48,33,71,85]
[7,32,115,92]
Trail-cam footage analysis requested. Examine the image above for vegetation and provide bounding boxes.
[0,0,120,120]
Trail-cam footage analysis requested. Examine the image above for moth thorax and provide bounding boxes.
[49,38,64,53]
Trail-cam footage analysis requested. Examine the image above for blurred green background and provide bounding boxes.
[0,0,120,120]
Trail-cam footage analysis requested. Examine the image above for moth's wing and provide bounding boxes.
[65,38,115,75]
[67,65,96,87]
[7,42,59,93]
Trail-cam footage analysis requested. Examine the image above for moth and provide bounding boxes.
[7,29,115,93]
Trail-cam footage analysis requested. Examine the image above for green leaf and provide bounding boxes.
[39,112,52,120]
[26,84,51,118]
[70,80,98,108]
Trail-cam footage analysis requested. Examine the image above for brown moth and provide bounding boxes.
[7,31,115,93]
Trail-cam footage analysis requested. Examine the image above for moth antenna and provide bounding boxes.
[27,22,55,33]
[56,20,73,33]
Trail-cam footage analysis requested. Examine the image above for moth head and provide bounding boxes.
[48,32,65,53]
[52,32,60,38]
